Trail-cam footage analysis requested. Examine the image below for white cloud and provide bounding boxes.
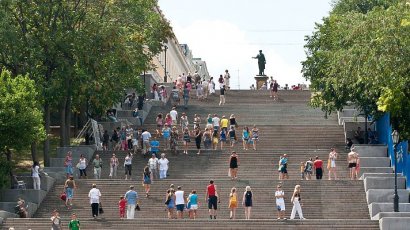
[172,19,306,89]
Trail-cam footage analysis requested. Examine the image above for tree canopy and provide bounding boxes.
[302,0,410,139]
[0,70,45,153]
[0,0,172,164]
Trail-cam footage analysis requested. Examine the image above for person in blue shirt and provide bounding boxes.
[124,186,138,219]
[242,126,250,150]
[187,190,199,219]
[150,137,160,158]
[162,125,171,150]
[280,154,289,180]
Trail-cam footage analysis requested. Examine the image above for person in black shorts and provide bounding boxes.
[206,180,219,219]
[194,127,202,155]
[229,151,239,180]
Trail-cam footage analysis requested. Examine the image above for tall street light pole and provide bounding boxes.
[392,129,400,212]
[164,45,168,83]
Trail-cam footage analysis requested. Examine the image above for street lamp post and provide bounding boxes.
[391,130,400,212]
[164,45,168,83]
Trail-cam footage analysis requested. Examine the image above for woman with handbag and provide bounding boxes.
[64,176,76,210]
[165,189,176,219]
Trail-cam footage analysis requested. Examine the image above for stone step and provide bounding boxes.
[364,177,406,191]
[360,157,391,168]
[353,145,387,157]
[34,178,369,220]
[2,218,380,230]
[10,91,379,229]
[366,189,409,204]
[369,203,410,218]
[359,167,393,177]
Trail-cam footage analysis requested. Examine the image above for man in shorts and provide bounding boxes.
[348,148,359,180]
[275,184,286,220]
[205,180,219,219]
[170,107,178,126]
[141,129,151,156]
[175,186,185,219]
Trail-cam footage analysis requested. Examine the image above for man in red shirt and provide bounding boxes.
[205,180,219,219]
[313,156,323,180]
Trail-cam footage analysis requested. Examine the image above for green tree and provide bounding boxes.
[332,0,400,14]
[0,1,171,164]
[302,0,410,139]
[0,70,45,188]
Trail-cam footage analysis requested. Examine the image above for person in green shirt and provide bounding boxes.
[92,154,103,179]
[68,213,80,230]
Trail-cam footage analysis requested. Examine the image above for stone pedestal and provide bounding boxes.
[254,75,268,90]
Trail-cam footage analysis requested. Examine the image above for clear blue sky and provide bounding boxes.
[158,0,333,89]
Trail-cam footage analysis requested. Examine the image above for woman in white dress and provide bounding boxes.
[208,77,215,95]
[328,148,338,180]
[109,153,119,179]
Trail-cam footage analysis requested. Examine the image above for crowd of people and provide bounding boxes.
[19,71,371,227]
[277,147,361,181]
[152,110,261,155]
[54,146,362,222]
[150,70,230,108]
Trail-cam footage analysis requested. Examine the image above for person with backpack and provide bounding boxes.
[304,158,314,180]
[171,86,180,106]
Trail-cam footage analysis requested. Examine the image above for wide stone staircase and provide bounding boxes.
[2,90,379,229]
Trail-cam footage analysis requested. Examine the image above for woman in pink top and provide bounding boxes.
[165,113,173,127]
